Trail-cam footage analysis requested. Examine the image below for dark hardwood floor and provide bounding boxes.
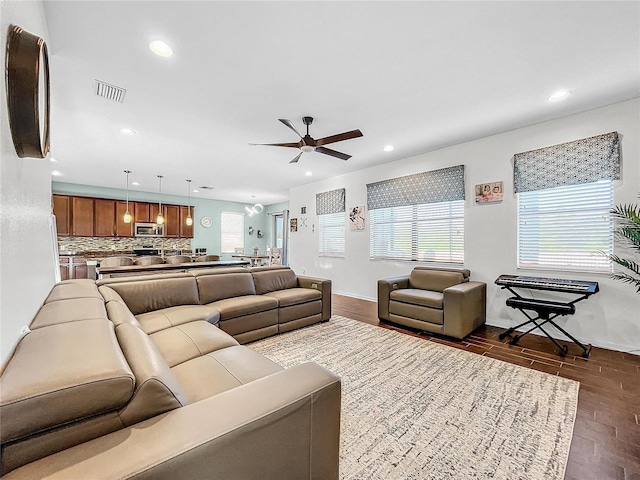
[332,294,640,480]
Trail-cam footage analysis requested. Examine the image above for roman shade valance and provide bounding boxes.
[316,188,345,215]
[513,131,620,193]
[366,165,465,210]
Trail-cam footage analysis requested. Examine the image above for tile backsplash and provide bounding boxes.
[58,237,192,254]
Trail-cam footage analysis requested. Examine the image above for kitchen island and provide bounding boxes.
[97,259,250,279]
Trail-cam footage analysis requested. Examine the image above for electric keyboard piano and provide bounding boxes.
[495,274,599,357]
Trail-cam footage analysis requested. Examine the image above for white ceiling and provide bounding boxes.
[43,1,640,205]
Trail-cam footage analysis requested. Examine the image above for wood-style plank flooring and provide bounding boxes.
[332,294,640,480]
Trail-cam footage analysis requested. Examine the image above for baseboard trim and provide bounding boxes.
[333,291,376,302]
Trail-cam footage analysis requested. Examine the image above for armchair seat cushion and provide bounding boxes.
[263,288,322,307]
[390,289,443,309]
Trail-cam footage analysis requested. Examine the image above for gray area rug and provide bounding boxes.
[249,315,579,480]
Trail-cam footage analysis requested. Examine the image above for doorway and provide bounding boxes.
[271,210,289,265]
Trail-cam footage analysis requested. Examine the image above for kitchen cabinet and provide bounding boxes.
[94,199,116,236]
[116,201,134,237]
[164,205,180,237]
[52,195,70,236]
[180,205,194,238]
[71,197,94,236]
[150,203,161,224]
[135,202,151,223]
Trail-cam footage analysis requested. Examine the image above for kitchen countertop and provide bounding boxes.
[96,259,250,278]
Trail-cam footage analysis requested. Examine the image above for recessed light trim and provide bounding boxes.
[50,157,57,162]
[51,170,62,176]
[131,181,140,186]
[305,171,313,176]
[383,145,394,152]
[149,40,173,57]
[548,90,570,102]
[192,189,199,193]
[120,128,136,136]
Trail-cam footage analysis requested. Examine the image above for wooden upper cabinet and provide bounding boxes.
[150,203,161,224]
[94,199,116,237]
[116,201,134,237]
[71,197,95,236]
[164,205,180,237]
[52,195,70,236]
[135,202,151,223]
[180,205,194,238]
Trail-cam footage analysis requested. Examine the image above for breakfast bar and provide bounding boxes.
[97,259,250,279]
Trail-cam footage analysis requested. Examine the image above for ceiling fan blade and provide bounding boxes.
[289,152,303,164]
[315,146,351,161]
[249,141,301,148]
[278,119,304,140]
[315,129,363,147]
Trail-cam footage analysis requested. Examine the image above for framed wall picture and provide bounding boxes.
[475,181,503,203]
[290,217,298,232]
[349,206,365,230]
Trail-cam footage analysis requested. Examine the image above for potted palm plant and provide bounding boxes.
[609,199,640,292]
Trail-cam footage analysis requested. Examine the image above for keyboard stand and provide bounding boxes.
[498,288,593,358]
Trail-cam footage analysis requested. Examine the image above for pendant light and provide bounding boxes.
[185,179,193,226]
[156,175,164,225]
[123,170,132,224]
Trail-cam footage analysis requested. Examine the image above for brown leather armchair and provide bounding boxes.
[378,267,486,339]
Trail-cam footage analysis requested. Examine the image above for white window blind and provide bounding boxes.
[221,211,244,253]
[518,180,613,272]
[370,200,464,263]
[319,212,345,257]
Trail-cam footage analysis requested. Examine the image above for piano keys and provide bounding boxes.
[495,274,599,295]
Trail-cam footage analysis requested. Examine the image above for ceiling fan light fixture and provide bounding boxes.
[300,145,315,153]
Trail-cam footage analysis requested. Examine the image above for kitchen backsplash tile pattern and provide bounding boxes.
[58,237,192,254]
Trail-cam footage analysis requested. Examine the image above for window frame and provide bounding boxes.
[220,211,245,254]
[318,211,345,258]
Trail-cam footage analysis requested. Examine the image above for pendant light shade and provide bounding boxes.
[123,170,132,224]
[185,179,193,226]
[156,175,164,225]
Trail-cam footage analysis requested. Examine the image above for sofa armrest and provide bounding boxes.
[443,281,486,339]
[297,276,332,321]
[3,362,341,480]
[377,276,409,321]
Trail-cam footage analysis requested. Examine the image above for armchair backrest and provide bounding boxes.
[409,268,467,292]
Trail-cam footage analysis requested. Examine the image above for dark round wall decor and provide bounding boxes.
[5,24,50,158]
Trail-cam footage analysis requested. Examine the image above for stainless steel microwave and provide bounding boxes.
[134,222,165,237]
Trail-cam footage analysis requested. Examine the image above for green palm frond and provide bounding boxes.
[611,204,640,226]
[609,254,640,276]
[609,197,640,293]
[611,273,640,293]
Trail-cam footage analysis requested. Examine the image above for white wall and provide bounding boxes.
[289,99,640,353]
[0,1,56,365]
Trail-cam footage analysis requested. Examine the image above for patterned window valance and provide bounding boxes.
[367,165,465,211]
[316,188,345,215]
[513,132,620,193]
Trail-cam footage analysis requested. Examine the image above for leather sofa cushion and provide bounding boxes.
[196,271,256,304]
[0,320,134,444]
[389,301,444,325]
[100,275,200,315]
[278,301,323,324]
[262,288,322,307]
[30,297,107,329]
[106,300,143,328]
[409,269,464,292]
[150,321,239,367]
[251,268,298,295]
[98,285,127,304]
[136,305,220,334]
[171,346,283,403]
[390,289,444,309]
[45,279,102,303]
[114,323,189,427]
[209,295,278,320]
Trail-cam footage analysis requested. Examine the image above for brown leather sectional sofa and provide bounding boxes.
[1,266,340,479]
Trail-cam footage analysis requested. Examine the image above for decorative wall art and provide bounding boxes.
[301,207,306,214]
[349,206,366,230]
[475,181,503,203]
[290,218,298,232]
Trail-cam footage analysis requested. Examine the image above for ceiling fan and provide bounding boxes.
[250,116,363,163]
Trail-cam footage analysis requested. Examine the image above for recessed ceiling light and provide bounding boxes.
[149,40,173,57]
[131,181,140,186]
[120,128,136,135]
[383,145,394,152]
[192,189,199,193]
[548,90,571,101]
[51,170,62,176]
[50,157,58,162]
[305,171,313,176]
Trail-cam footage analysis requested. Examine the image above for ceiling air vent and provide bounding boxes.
[199,186,215,190]
[95,79,126,103]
